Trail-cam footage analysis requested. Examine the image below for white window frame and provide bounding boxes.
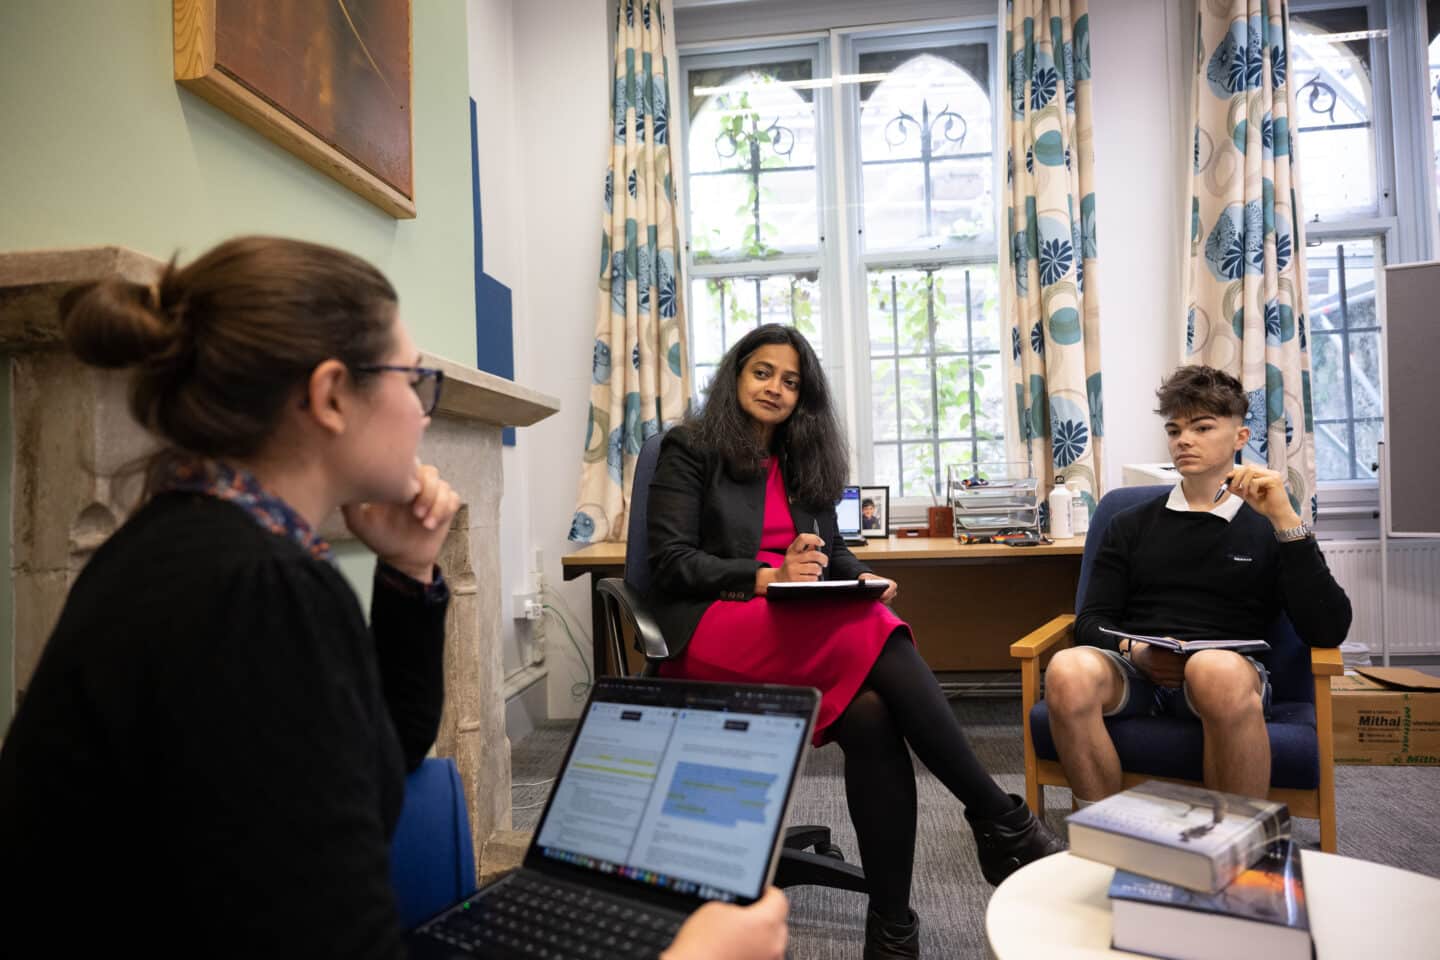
[677,37,849,418]
[1290,0,1436,535]
[838,23,1003,510]
[677,14,1004,523]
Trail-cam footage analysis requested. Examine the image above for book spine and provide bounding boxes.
[1213,806,1292,888]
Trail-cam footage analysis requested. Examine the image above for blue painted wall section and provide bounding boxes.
[470,97,517,446]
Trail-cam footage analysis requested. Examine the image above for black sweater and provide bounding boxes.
[0,493,448,958]
[1075,493,1351,653]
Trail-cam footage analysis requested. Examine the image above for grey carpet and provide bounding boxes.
[509,697,1440,959]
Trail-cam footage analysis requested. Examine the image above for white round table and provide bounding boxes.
[986,850,1440,960]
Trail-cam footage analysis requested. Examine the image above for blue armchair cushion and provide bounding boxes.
[1028,698,1321,790]
[389,758,478,930]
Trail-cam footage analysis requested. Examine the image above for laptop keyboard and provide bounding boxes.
[416,873,685,959]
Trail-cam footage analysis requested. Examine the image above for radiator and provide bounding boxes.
[1320,540,1440,655]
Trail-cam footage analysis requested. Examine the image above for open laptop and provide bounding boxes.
[835,485,866,546]
[407,677,820,960]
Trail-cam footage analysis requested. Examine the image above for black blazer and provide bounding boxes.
[645,427,870,657]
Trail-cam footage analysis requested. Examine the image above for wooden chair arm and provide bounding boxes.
[1010,614,1076,660]
[1309,646,1344,677]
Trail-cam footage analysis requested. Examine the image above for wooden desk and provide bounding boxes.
[562,536,1085,676]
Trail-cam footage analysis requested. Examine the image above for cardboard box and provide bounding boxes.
[1332,667,1440,766]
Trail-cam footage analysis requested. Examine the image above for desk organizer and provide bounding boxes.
[946,462,1041,537]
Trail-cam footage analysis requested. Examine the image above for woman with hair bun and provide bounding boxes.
[0,237,787,959]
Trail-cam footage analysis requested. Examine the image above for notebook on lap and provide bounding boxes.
[406,677,820,960]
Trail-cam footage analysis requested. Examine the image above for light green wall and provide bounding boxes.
[0,0,475,731]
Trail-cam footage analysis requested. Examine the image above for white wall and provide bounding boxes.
[472,0,1199,725]
[512,0,615,719]
[1086,0,1193,489]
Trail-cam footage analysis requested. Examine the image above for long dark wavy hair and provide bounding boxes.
[684,324,847,509]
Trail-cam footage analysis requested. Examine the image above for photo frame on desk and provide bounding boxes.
[859,486,889,538]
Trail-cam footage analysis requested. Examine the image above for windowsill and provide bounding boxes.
[1316,479,1380,540]
[890,485,1382,539]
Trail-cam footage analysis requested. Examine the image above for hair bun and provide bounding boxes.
[60,275,180,369]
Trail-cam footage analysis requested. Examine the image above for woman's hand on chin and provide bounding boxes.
[858,573,897,603]
[341,462,461,583]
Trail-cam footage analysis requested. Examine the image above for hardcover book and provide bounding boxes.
[1109,839,1311,960]
[1066,781,1289,892]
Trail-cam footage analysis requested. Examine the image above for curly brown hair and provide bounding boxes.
[1155,365,1247,420]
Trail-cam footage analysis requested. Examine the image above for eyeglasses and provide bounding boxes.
[354,364,446,416]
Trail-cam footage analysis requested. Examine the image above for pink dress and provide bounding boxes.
[661,458,910,743]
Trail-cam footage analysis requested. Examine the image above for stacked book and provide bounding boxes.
[1066,781,1311,960]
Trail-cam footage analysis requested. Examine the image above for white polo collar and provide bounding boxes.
[1165,483,1243,522]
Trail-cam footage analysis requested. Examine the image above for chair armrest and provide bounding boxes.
[1308,646,1344,677]
[1010,614,1076,660]
[596,577,671,661]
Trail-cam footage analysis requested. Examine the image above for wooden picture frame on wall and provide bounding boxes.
[173,0,416,218]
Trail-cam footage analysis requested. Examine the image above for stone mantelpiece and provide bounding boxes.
[0,245,558,868]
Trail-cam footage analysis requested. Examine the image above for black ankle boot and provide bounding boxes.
[965,793,1066,886]
[863,907,920,959]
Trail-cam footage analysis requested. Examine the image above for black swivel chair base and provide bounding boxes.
[778,825,867,893]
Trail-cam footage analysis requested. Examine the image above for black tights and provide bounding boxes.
[829,632,1014,919]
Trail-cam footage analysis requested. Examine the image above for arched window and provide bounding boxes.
[859,53,994,250]
[1289,17,1378,218]
[684,56,824,394]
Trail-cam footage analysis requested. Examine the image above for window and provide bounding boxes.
[1289,5,1390,482]
[1431,26,1440,233]
[680,26,1000,498]
[1307,239,1383,479]
[684,48,825,399]
[856,37,1002,497]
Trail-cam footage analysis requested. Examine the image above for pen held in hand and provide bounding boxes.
[1213,478,1231,504]
[808,519,826,580]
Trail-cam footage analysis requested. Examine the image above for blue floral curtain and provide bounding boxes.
[1004,0,1104,528]
[1184,0,1315,520]
[571,0,691,544]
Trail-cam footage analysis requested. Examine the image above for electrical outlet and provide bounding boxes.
[512,591,542,621]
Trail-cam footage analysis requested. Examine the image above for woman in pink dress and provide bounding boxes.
[648,325,1063,958]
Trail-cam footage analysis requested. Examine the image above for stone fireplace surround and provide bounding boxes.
[0,246,559,874]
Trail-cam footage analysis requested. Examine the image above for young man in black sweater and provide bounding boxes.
[1045,366,1351,803]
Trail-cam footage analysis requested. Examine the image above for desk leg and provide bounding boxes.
[589,574,609,678]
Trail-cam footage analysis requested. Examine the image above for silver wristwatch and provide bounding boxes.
[1274,521,1313,543]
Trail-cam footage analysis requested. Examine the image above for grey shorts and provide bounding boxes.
[1096,647,1272,722]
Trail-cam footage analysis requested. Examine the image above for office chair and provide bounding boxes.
[390,757,478,929]
[596,433,867,893]
[1010,484,1342,851]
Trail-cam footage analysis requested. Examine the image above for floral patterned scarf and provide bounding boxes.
[155,458,335,565]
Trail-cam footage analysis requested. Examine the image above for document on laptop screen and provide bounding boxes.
[836,486,861,535]
[534,701,806,901]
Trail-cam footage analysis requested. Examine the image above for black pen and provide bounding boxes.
[810,519,825,578]
[1213,475,1231,504]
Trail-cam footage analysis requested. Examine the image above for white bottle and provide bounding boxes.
[1066,478,1090,536]
[1048,477,1073,538]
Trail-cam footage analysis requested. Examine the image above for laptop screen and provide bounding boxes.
[530,680,816,906]
[836,485,862,536]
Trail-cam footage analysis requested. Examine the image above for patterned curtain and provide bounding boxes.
[1184,1,1314,520]
[570,0,691,544]
[1004,0,1103,529]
